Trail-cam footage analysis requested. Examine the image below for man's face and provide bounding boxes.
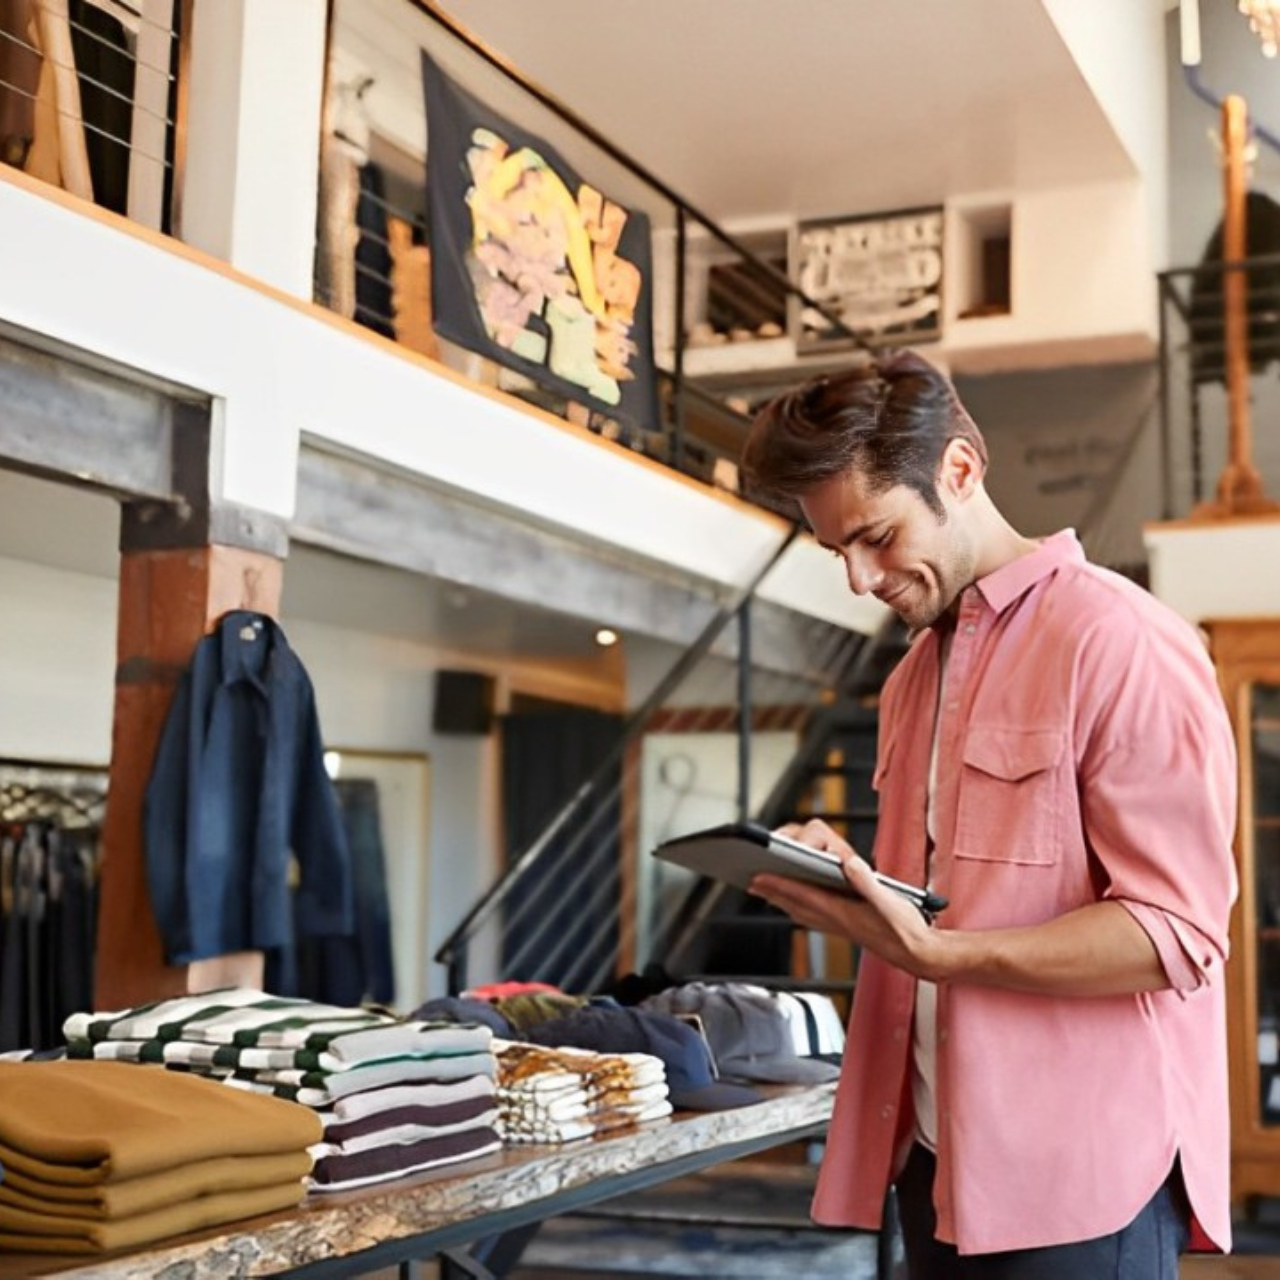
[800,460,977,630]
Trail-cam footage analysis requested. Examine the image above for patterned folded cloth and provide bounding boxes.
[492,1040,670,1144]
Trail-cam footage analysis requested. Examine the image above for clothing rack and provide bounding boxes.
[0,760,107,1053]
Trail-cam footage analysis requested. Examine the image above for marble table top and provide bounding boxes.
[0,1084,836,1279]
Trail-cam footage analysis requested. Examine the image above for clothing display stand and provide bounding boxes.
[0,758,107,1053]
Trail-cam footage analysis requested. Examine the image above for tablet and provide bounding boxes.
[652,821,947,916]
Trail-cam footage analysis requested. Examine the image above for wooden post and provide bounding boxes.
[94,545,283,1011]
[1199,94,1279,517]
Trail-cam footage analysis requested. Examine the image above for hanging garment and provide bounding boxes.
[0,0,42,167]
[67,0,133,215]
[143,611,352,967]
[292,777,395,1006]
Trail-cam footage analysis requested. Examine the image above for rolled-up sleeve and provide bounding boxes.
[1078,627,1238,994]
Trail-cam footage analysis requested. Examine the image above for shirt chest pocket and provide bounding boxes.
[953,726,1065,865]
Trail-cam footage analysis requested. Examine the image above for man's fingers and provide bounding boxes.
[775,818,856,860]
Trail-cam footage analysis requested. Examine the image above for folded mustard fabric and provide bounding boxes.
[0,1179,306,1254]
[0,1061,321,1182]
[0,1149,313,1219]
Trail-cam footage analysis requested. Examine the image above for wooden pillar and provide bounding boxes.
[1200,94,1279,518]
[94,543,283,1011]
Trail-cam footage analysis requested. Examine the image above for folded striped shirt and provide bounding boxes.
[308,1127,501,1192]
[318,1094,496,1145]
[309,1108,499,1157]
[67,1026,491,1075]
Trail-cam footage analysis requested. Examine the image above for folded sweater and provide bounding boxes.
[0,1061,321,1183]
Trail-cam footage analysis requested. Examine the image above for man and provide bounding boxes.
[741,350,1238,1278]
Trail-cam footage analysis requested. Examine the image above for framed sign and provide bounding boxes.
[790,205,944,352]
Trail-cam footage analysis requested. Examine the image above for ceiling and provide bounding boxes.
[427,0,1140,223]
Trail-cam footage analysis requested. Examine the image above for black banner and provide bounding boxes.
[423,54,659,429]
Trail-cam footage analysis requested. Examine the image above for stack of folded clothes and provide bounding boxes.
[62,989,501,1193]
[493,1040,671,1143]
[0,1060,320,1254]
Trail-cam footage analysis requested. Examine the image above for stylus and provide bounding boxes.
[870,870,949,916]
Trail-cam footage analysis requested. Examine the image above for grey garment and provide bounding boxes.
[642,982,840,1086]
[315,133,361,317]
[895,1144,1191,1280]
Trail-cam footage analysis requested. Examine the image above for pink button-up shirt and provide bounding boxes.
[812,530,1238,1254]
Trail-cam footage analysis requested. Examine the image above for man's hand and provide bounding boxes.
[748,819,943,980]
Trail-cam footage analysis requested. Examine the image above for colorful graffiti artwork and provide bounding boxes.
[423,56,658,427]
[463,130,643,406]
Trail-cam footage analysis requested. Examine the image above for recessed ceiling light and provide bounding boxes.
[595,627,619,647]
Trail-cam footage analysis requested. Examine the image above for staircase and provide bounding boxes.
[658,617,911,990]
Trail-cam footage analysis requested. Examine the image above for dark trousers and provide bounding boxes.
[895,1144,1190,1279]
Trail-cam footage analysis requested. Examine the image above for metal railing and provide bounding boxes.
[0,0,182,231]
[1157,252,1280,516]
[317,0,876,514]
[432,526,886,994]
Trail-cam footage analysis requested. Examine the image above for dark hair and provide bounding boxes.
[741,350,987,519]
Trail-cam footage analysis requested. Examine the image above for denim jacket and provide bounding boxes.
[144,611,352,964]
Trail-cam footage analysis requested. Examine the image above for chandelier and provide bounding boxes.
[1240,0,1280,57]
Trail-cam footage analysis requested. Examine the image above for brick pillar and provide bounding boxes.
[93,543,283,1011]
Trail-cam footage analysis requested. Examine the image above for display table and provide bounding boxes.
[0,1083,836,1279]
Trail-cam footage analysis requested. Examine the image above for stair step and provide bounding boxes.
[805,763,875,777]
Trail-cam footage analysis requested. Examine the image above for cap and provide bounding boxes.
[410,996,514,1038]
[642,983,841,1086]
[522,1004,763,1111]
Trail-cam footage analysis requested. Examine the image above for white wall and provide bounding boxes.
[0,169,883,637]
[248,617,505,1006]
[0,556,116,764]
[1042,0,1169,270]
[1145,518,1280,622]
[944,180,1156,354]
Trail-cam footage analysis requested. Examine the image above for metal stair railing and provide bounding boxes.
[434,525,809,994]
[1157,251,1280,517]
[322,0,876,507]
[653,615,909,980]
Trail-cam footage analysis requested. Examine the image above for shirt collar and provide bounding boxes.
[216,611,277,690]
[971,528,1084,615]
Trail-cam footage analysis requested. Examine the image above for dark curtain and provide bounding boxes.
[500,706,623,991]
[68,0,134,216]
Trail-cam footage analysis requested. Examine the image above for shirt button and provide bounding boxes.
[880,1104,893,1121]
[892,1027,906,1043]
[939,1027,949,1043]
[963,623,976,635]
[947,701,959,713]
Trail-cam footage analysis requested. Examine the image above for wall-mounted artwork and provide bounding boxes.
[790,205,944,352]
[422,55,659,429]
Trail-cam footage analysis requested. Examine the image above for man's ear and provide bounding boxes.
[938,436,985,501]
